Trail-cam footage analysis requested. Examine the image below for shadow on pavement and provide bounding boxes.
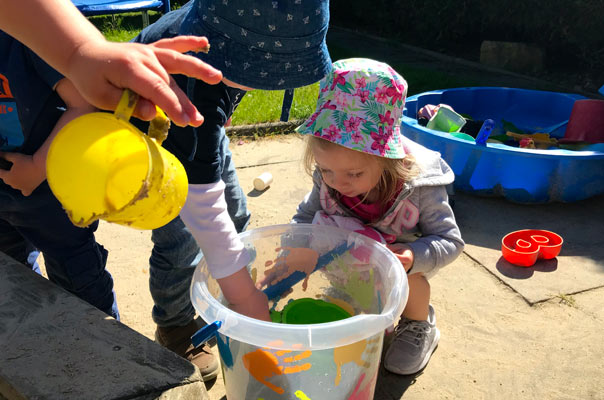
[496,257,558,279]
[375,366,422,399]
[453,192,604,267]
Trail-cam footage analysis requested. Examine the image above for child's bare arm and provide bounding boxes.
[217,268,271,322]
[0,78,93,196]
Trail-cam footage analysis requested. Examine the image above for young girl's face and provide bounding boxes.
[313,143,383,200]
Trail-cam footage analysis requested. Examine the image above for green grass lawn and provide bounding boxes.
[231,84,318,126]
[93,13,484,126]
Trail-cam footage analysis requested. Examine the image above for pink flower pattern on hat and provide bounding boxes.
[297,58,408,159]
[343,116,362,132]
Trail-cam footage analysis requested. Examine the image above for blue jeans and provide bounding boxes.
[149,133,250,327]
[0,182,119,320]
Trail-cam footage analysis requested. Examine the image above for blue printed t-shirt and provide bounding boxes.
[132,3,246,184]
[0,32,65,154]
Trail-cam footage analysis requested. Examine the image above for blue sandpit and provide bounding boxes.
[402,87,604,203]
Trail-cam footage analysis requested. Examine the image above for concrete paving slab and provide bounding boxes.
[453,191,604,304]
[226,135,603,400]
[0,252,208,400]
[227,134,305,168]
[24,135,601,400]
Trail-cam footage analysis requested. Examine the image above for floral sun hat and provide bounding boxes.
[296,58,408,159]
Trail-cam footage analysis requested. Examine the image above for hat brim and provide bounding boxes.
[194,27,332,90]
[297,108,407,159]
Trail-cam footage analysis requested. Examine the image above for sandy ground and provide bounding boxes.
[40,135,604,400]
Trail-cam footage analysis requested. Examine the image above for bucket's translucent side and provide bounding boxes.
[218,331,384,400]
[191,224,408,350]
[191,224,408,399]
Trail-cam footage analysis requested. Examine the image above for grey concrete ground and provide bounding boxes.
[93,135,604,400]
[209,135,604,400]
[3,135,602,400]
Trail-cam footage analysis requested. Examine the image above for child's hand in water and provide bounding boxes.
[217,267,271,322]
[387,243,414,272]
[229,288,271,322]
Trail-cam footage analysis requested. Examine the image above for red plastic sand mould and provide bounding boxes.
[501,229,563,267]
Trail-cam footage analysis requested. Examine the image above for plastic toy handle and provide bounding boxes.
[114,89,171,145]
[114,89,138,122]
[263,242,353,301]
[148,106,171,145]
[191,320,222,348]
[475,119,495,146]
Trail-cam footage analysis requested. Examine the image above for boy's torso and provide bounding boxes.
[0,32,64,154]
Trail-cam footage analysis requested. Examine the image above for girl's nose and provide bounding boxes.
[330,174,349,191]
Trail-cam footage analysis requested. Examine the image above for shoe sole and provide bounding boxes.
[384,327,441,375]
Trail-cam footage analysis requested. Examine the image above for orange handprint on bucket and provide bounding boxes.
[243,347,312,394]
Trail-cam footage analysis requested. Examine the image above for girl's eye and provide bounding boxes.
[349,172,364,178]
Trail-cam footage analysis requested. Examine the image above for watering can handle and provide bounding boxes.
[114,89,171,145]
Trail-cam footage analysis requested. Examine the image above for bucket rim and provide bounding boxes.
[191,223,408,350]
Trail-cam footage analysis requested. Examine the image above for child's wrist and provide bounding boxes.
[217,267,257,306]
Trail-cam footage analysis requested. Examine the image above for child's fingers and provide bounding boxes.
[150,35,210,53]
[129,76,204,127]
[0,152,15,161]
[153,47,223,85]
[120,63,192,126]
[131,97,159,122]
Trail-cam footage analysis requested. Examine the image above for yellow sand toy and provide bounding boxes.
[46,90,188,230]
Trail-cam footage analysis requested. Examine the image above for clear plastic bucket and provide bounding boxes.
[191,224,408,399]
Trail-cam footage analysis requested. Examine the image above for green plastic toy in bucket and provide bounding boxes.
[271,298,352,324]
[191,224,408,399]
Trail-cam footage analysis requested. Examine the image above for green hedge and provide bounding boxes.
[330,0,604,76]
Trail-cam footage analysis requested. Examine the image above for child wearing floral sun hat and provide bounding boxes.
[293,58,465,375]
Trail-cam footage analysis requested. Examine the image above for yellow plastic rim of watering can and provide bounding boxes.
[46,90,188,230]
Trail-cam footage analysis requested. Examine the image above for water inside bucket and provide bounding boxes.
[191,224,408,399]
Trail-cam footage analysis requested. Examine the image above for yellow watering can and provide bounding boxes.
[46,90,188,230]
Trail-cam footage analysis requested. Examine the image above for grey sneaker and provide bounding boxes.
[383,305,440,375]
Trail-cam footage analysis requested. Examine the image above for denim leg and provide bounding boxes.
[0,183,119,319]
[0,219,42,275]
[149,132,251,327]
[149,216,201,327]
[221,132,251,233]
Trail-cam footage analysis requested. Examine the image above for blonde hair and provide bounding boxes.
[302,135,420,207]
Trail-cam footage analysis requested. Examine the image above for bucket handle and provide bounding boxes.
[114,89,171,145]
[191,320,222,348]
